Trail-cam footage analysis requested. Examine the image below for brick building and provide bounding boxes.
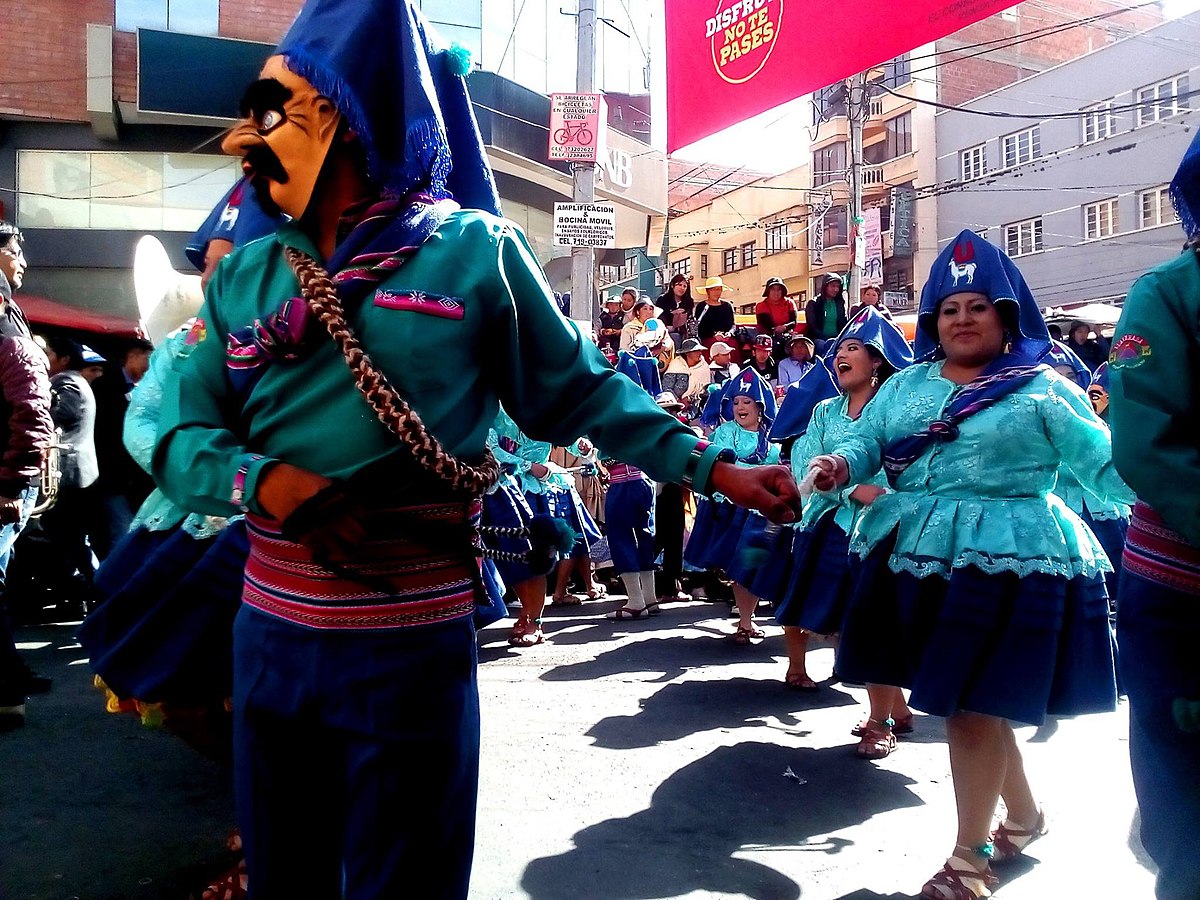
[0,0,664,323]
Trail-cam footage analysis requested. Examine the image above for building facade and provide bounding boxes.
[0,0,663,320]
[935,12,1199,310]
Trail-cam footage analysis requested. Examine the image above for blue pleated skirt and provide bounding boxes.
[527,487,602,557]
[482,481,546,588]
[774,510,852,634]
[684,498,749,573]
[1084,508,1128,603]
[79,521,249,705]
[836,529,1118,725]
[725,513,793,603]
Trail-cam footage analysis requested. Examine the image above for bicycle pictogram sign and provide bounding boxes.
[548,92,603,162]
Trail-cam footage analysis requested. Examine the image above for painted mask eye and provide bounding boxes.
[259,109,285,133]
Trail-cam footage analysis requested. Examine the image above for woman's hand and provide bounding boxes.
[808,455,850,492]
[529,462,550,479]
[575,438,593,457]
[849,484,886,506]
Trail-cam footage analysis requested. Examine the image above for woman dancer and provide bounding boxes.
[772,309,915,760]
[810,231,1133,899]
[685,369,780,643]
[1047,343,1130,606]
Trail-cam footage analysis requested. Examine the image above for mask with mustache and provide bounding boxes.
[223,56,342,221]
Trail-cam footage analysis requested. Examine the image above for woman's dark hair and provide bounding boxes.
[660,274,696,314]
[45,334,84,367]
[865,344,896,383]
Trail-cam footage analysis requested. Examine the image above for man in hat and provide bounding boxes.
[805,273,849,354]
[746,333,778,386]
[777,333,815,387]
[598,295,623,353]
[755,276,797,341]
[696,275,735,342]
[150,3,800,895]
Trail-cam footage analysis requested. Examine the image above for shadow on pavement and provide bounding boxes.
[586,676,855,749]
[1,622,234,900]
[521,741,922,900]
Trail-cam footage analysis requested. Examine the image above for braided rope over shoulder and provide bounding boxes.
[285,247,500,497]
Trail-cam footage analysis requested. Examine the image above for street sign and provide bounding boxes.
[553,202,617,248]
[549,93,604,163]
[862,207,883,287]
[892,187,916,258]
[883,290,909,309]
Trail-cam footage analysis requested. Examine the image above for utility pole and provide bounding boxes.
[570,0,598,324]
[846,70,867,306]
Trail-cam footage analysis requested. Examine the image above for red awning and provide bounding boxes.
[17,294,142,337]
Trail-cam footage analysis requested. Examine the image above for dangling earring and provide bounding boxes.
[870,369,880,389]
[1003,331,1013,355]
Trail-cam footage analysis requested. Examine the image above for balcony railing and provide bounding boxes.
[862,164,886,186]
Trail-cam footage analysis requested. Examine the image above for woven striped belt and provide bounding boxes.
[607,463,647,484]
[242,501,480,631]
[1123,501,1200,596]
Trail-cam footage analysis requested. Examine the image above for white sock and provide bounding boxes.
[639,570,657,606]
[620,572,646,610]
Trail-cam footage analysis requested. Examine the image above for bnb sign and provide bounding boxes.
[705,0,783,84]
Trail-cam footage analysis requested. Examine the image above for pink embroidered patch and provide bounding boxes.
[373,289,465,320]
[185,318,207,345]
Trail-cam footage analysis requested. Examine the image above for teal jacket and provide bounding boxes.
[152,211,723,516]
[1110,249,1200,546]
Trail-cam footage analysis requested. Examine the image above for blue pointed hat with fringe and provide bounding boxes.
[1090,361,1110,390]
[1046,339,1092,389]
[701,367,777,428]
[917,230,1050,364]
[1170,126,1200,238]
[276,0,500,214]
[829,305,914,373]
[767,362,838,442]
[616,346,661,398]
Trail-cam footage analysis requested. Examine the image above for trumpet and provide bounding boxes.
[29,436,68,518]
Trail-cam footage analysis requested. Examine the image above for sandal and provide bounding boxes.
[851,712,914,737]
[855,723,896,759]
[200,859,247,900]
[785,672,819,692]
[991,808,1047,863]
[608,605,652,620]
[730,625,765,645]
[643,601,662,616]
[586,584,608,600]
[550,592,584,606]
[921,854,997,899]
[508,616,545,646]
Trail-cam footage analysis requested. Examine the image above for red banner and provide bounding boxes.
[665,0,1019,153]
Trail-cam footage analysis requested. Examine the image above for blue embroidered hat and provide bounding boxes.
[616,346,662,398]
[276,0,500,214]
[185,176,283,272]
[767,362,838,442]
[1090,361,1110,390]
[702,366,777,427]
[827,305,915,373]
[1170,126,1200,237]
[917,230,1050,363]
[1047,339,1092,389]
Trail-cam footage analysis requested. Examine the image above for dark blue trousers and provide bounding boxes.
[1117,570,1200,900]
[232,607,480,899]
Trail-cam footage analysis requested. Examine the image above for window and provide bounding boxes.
[1136,74,1190,127]
[722,248,738,273]
[880,54,911,90]
[741,242,757,269]
[764,223,791,255]
[1082,101,1115,144]
[813,83,847,123]
[17,150,238,231]
[884,112,912,159]
[823,207,849,247]
[700,254,709,278]
[599,265,620,283]
[619,254,638,280]
[813,142,848,187]
[960,144,987,181]
[1001,127,1041,168]
[116,0,219,35]
[1004,218,1043,257]
[669,257,691,279]
[1139,185,1178,228]
[1084,198,1120,239]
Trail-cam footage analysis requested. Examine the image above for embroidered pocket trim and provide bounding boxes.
[373,289,465,320]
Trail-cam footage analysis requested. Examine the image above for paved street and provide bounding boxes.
[3,597,1155,899]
